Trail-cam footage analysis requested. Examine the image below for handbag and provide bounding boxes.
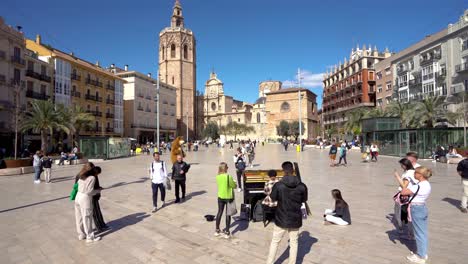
[226,175,237,216]
[70,183,78,201]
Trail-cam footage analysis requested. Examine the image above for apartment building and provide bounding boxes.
[322,46,391,130]
[393,10,468,103]
[114,66,177,143]
[26,35,124,137]
[24,49,53,105]
[374,54,395,109]
[0,17,26,154]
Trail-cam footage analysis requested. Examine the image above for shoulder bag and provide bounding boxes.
[226,175,237,216]
[70,182,78,201]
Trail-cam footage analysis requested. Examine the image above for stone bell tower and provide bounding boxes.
[159,0,197,139]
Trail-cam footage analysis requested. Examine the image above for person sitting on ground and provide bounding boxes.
[323,189,351,226]
[446,146,462,159]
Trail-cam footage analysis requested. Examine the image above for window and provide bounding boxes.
[280,102,290,113]
[171,44,176,58]
[462,37,468,51]
[423,83,434,95]
[386,81,392,91]
[385,67,391,75]
[376,71,382,80]
[13,68,20,83]
[40,84,46,94]
[386,96,392,104]
[27,81,33,90]
[172,76,175,85]
[95,121,99,130]
[14,47,20,58]
[41,65,46,75]
[422,65,434,81]
[176,19,181,27]
[398,75,408,87]
[162,46,165,59]
[27,61,34,71]
[183,45,188,60]
[256,112,261,123]
[377,99,383,106]
[211,102,216,111]
[377,85,383,93]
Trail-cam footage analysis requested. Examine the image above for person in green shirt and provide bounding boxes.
[215,162,237,238]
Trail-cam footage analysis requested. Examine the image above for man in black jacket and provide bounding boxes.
[266,161,308,264]
[171,154,191,203]
[457,157,468,213]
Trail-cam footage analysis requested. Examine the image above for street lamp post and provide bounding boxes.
[298,68,303,152]
[155,71,160,151]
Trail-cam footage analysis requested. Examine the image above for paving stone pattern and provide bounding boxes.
[0,144,467,263]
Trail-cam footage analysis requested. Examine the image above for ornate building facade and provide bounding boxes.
[158,0,197,139]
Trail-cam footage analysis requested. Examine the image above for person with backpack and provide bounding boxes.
[329,142,337,167]
[337,143,347,166]
[266,161,308,264]
[149,152,168,212]
[400,167,432,264]
[41,153,53,183]
[233,148,246,192]
[171,154,190,203]
[323,189,351,225]
[393,158,418,239]
[215,162,236,239]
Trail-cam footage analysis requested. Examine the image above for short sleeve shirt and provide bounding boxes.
[409,181,431,204]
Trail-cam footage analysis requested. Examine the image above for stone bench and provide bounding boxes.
[0,168,22,176]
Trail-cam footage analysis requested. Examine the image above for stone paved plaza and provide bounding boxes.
[0,144,467,264]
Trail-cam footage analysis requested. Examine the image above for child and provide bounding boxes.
[323,189,351,225]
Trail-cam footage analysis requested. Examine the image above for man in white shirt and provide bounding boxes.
[149,152,168,213]
[406,152,421,168]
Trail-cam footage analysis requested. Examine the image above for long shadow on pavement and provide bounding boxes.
[274,231,318,264]
[442,197,461,209]
[230,217,249,235]
[0,195,69,213]
[386,229,415,252]
[105,177,149,189]
[99,212,150,237]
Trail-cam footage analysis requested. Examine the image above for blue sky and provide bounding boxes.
[3,0,467,107]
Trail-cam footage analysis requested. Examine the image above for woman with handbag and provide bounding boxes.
[393,158,418,240]
[400,167,432,264]
[215,162,237,239]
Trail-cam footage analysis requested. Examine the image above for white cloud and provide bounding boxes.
[282,70,324,88]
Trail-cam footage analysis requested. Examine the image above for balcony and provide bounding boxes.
[137,93,144,98]
[10,78,25,87]
[409,78,422,86]
[420,53,441,65]
[146,95,152,100]
[11,56,25,66]
[137,106,144,111]
[422,73,434,81]
[40,74,51,82]
[85,94,102,102]
[398,81,408,88]
[106,113,114,118]
[86,78,103,87]
[455,62,468,73]
[106,84,115,91]
[71,73,81,81]
[71,90,81,98]
[106,98,115,105]
[27,70,51,83]
[85,127,102,133]
[145,108,151,112]
[106,127,114,133]
[26,90,49,100]
[86,110,102,117]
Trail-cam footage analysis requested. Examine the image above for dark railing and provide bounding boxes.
[0,50,5,59]
[106,127,114,133]
[40,74,51,82]
[0,74,6,83]
[146,95,152,100]
[455,62,468,73]
[106,113,114,118]
[106,84,115,91]
[86,110,102,117]
[85,94,102,102]
[422,73,434,81]
[71,90,81,98]
[420,53,441,65]
[137,93,144,98]
[71,73,81,81]
[409,78,422,86]
[137,106,144,111]
[11,56,25,66]
[86,78,103,87]
[398,81,408,88]
[106,98,115,105]
[85,127,102,132]
[26,90,49,100]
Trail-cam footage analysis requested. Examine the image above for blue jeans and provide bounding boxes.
[411,204,428,258]
[33,166,41,181]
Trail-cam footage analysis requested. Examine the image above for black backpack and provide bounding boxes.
[236,158,246,171]
[252,200,264,222]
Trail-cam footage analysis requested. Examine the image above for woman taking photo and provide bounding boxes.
[215,162,236,239]
[75,165,101,243]
[401,167,432,264]
[393,158,418,239]
[323,189,351,226]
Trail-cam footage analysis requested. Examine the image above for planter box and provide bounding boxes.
[21,167,35,174]
[70,158,88,165]
[0,168,22,176]
[5,159,32,168]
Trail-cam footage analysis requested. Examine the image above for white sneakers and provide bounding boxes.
[151,207,157,213]
[34,180,40,184]
[406,252,428,263]
[237,188,242,193]
[86,236,101,243]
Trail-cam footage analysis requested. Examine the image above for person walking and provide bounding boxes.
[393,158,418,239]
[90,166,108,232]
[337,143,347,166]
[323,189,351,225]
[214,162,237,239]
[401,167,432,263]
[329,142,337,167]
[149,152,168,212]
[171,154,190,203]
[370,143,379,161]
[283,139,289,151]
[266,161,308,264]
[234,148,246,192]
[75,165,101,243]
[457,157,468,213]
[41,153,53,183]
[33,151,42,184]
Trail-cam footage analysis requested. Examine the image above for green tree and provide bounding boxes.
[344,108,367,136]
[276,120,290,139]
[290,120,305,141]
[409,96,446,128]
[202,122,220,140]
[226,122,253,141]
[384,101,411,128]
[68,105,95,146]
[20,100,69,152]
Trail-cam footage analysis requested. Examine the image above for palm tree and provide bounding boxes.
[344,108,368,136]
[20,100,69,152]
[384,101,412,127]
[410,96,446,128]
[68,105,95,146]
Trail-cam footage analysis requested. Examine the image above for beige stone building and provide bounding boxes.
[158,0,197,139]
[201,72,319,141]
[114,66,177,143]
[25,49,53,106]
[0,17,26,154]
